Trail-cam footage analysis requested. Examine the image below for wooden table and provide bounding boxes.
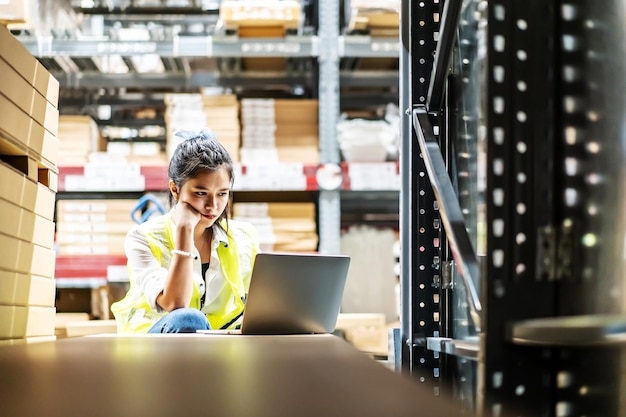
[0,334,457,416]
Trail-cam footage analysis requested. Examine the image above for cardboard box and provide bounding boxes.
[65,319,117,337]
[30,181,56,221]
[56,221,134,234]
[29,123,58,161]
[335,313,389,356]
[0,0,33,24]
[39,168,58,192]
[0,305,56,339]
[0,233,56,278]
[0,23,59,106]
[0,162,56,220]
[56,199,138,213]
[0,198,54,248]
[0,270,55,307]
[20,210,56,249]
[55,312,90,338]
[219,0,301,29]
[0,161,25,205]
[0,92,38,150]
[0,57,59,136]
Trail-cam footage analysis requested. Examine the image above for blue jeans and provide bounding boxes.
[148,308,211,333]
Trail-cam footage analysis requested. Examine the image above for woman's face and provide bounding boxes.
[175,167,231,228]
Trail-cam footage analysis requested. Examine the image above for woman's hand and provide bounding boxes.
[171,201,201,230]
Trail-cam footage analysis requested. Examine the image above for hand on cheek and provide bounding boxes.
[172,201,201,229]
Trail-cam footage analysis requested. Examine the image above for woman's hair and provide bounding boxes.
[168,128,234,231]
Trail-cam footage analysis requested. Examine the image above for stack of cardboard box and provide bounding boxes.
[240,98,319,164]
[55,199,137,256]
[57,115,100,166]
[165,93,241,162]
[219,0,302,71]
[233,202,318,252]
[202,94,241,161]
[0,0,78,34]
[0,24,59,344]
[347,0,400,37]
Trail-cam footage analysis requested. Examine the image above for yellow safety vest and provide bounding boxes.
[111,215,258,333]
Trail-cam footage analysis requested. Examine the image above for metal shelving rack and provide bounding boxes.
[401,0,626,416]
[15,1,400,265]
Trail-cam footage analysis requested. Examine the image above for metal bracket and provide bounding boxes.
[426,336,479,360]
[441,260,455,290]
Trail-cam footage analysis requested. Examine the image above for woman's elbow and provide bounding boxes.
[157,293,189,312]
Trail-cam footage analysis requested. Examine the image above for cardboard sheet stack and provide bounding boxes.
[233,202,318,252]
[0,24,59,344]
[219,0,302,71]
[57,115,100,166]
[165,93,241,161]
[240,98,319,164]
[0,0,79,34]
[347,0,400,37]
[55,199,137,256]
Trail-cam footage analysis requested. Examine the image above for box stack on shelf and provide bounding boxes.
[55,199,137,256]
[0,0,78,33]
[0,23,59,344]
[346,0,400,37]
[57,115,99,166]
[345,0,399,72]
[165,93,241,161]
[240,98,319,164]
[233,202,318,252]
[219,0,302,71]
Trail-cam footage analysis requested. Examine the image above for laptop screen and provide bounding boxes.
[240,252,350,335]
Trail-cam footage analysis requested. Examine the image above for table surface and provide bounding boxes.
[0,334,457,417]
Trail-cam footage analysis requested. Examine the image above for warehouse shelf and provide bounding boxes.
[18,35,319,58]
[339,36,400,58]
[49,70,396,91]
[10,0,400,273]
[56,162,400,193]
[17,34,399,59]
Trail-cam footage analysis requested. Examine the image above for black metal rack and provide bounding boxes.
[401,0,626,415]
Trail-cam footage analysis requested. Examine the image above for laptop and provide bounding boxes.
[199,252,350,335]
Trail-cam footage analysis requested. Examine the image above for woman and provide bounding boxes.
[111,128,260,333]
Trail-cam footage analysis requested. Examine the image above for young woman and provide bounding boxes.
[111,128,260,333]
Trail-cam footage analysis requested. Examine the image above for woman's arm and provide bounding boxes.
[156,202,200,311]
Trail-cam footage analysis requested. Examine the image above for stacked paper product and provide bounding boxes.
[233,202,318,252]
[240,98,319,164]
[347,0,400,37]
[104,125,168,166]
[233,161,307,190]
[218,0,302,32]
[57,115,100,166]
[0,0,79,33]
[63,152,146,192]
[165,93,241,161]
[345,162,400,191]
[203,94,241,161]
[340,225,399,323]
[219,0,302,70]
[0,24,59,344]
[55,199,137,256]
[337,118,397,162]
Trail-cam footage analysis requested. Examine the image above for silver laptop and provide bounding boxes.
[202,252,350,335]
